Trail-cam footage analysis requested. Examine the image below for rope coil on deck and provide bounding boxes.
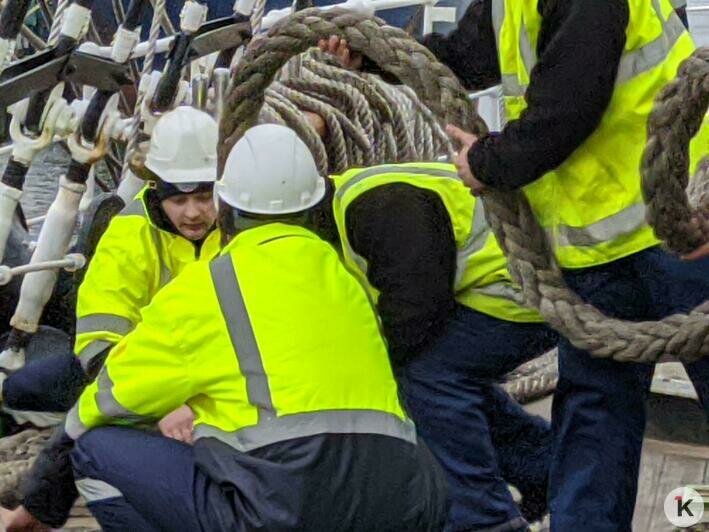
[220,8,709,364]
[0,429,51,505]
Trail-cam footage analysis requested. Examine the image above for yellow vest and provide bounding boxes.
[331,162,543,322]
[68,223,415,450]
[493,0,709,268]
[74,187,221,370]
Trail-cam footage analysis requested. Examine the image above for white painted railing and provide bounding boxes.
[78,0,456,60]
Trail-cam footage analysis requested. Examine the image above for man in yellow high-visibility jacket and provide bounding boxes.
[322,1,708,530]
[37,124,447,531]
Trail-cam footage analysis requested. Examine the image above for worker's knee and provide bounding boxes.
[71,426,135,478]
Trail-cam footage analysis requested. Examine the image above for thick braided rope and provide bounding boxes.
[642,47,709,254]
[222,9,709,364]
[287,53,449,166]
[220,9,480,171]
[47,0,70,46]
[278,63,376,154]
[0,429,51,503]
[251,0,267,35]
[273,69,442,167]
[504,368,558,404]
[302,57,379,136]
[687,159,709,212]
[503,349,559,404]
[283,73,378,165]
[265,87,329,173]
[301,53,429,163]
[120,0,164,179]
[258,53,444,173]
[272,83,356,173]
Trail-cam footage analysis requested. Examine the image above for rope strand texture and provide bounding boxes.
[642,47,709,254]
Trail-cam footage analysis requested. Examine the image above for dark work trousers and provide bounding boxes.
[3,351,84,412]
[71,427,219,532]
[72,426,450,531]
[549,246,709,531]
[396,304,559,531]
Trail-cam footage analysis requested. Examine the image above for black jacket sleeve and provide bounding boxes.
[21,427,78,528]
[345,184,457,365]
[419,0,500,91]
[467,0,629,190]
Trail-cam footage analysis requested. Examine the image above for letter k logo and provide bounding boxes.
[675,495,694,517]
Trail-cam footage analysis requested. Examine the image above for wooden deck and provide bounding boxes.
[526,392,709,532]
[634,438,709,531]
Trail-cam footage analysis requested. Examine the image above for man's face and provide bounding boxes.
[161,190,217,241]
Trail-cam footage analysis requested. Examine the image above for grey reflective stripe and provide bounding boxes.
[491,0,533,97]
[555,202,647,248]
[77,339,113,371]
[616,0,686,83]
[65,404,88,439]
[334,165,460,203]
[347,249,370,280]
[518,24,536,76]
[76,314,133,335]
[117,198,146,217]
[209,254,275,422]
[76,478,123,502]
[194,410,417,453]
[501,75,526,97]
[494,0,686,98]
[474,282,526,306]
[95,368,146,423]
[454,200,491,288]
[150,226,172,288]
[491,0,504,49]
[336,165,461,278]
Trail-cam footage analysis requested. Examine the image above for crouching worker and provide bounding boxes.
[0,106,221,418]
[61,124,447,531]
[0,106,221,531]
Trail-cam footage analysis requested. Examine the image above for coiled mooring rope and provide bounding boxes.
[0,429,51,506]
[254,52,451,175]
[220,8,709,365]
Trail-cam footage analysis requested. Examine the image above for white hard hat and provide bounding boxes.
[144,106,218,185]
[216,124,326,215]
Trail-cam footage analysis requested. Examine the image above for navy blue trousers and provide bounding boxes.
[3,351,84,413]
[72,427,221,532]
[550,247,709,531]
[396,304,558,531]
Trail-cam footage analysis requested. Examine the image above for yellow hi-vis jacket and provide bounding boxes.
[494,0,709,268]
[331,162,542,323]
[65,222,415,450]
[73,187,221,371]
